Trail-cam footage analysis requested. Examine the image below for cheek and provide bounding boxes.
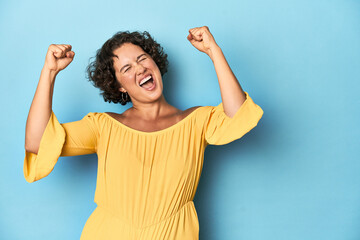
[117,74,134,87]
[148,60,160,71]
[122,76,136,87]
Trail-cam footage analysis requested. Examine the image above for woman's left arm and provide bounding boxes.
[187,26,246,118]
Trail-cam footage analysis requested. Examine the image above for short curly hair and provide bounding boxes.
[86,31,169,105]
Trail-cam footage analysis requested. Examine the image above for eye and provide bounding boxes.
[124,66,131,72]
[140,57,147,61]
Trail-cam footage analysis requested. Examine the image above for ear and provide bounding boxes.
[119,87,126,93]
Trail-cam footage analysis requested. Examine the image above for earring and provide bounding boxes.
[121,92,129,103]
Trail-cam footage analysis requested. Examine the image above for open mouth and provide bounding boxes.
[139,75,155,89]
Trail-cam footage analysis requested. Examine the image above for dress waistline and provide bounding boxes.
[97,200,195,230]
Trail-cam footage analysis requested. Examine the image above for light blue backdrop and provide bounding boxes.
[1,0,359,239]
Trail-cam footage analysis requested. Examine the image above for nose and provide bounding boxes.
[135,62,146,75]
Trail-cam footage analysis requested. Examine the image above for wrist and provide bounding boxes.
[208,44,222,61]
[41,66,58,82]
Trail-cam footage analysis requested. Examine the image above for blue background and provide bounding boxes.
[1,0,359,239]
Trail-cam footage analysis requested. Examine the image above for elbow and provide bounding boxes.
[25,142,39,155]
[25,121,46,154]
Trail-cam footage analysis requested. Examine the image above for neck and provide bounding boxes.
[130,95,176,120]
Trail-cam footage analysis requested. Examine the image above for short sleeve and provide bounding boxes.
[24,111,100,183]
[202,91,263,146]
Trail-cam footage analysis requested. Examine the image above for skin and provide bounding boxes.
[25,44,75,153]
[107,43,200,132]
[25,26,246,152]
[108,26,246,131]
[187,26,246,117]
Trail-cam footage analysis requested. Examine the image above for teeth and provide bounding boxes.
[139,75,152,86]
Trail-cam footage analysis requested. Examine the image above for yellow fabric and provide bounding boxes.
[24,91,263,239]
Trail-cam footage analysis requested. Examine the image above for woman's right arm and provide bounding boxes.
[25,44,75,154]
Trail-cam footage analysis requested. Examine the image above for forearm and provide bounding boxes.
[25,68,57,153]
[209,45,246,118]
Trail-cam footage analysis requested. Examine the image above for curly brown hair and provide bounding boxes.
[86,31,169,105]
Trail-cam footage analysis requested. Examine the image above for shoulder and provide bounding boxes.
[83,112,104,119]
[83,112,113,125]
[187,104,216,114]
[103,111,125,123]
[180,105,204,118]
[104,111,121,118]
[184,105,203,113]
[104,107,133,118]
[189,104,224,125]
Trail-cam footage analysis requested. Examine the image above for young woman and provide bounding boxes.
[24,26,263,240]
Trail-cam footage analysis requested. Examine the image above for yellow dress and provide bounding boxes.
[24,91,263,240]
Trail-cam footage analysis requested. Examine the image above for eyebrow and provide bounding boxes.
[119,53,147,72]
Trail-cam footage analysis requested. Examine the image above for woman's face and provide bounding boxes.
[112,43,163,104]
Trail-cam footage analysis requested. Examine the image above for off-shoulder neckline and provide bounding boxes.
[102,106,203,135]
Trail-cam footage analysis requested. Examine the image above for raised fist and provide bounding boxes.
[44,44,75,73]
[187,26,218,57]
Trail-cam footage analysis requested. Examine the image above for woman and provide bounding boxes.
[24,26,263,239]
